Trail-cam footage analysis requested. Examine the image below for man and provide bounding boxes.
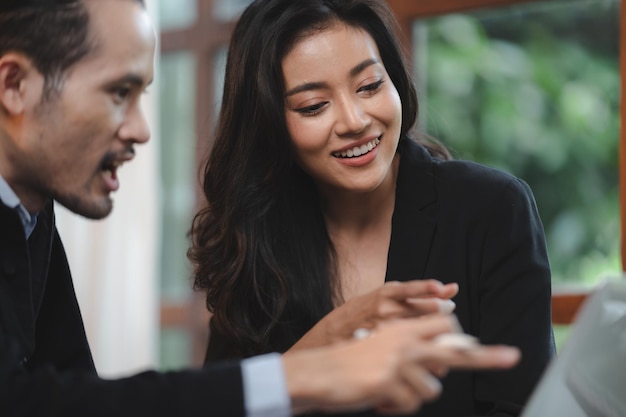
[0,1,520,416]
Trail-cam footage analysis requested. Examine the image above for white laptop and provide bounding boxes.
[521,279,626,417]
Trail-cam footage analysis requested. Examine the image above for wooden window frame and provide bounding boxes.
[159,0,230,365]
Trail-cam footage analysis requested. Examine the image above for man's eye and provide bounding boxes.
[114,87,132,100]
[296,102,327,116]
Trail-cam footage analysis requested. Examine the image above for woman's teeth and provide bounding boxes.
[333,137,380,158]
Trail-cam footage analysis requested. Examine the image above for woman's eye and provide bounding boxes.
[359,79,384,93]
[296,101,327,116]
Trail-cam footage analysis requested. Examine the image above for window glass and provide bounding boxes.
[159,327,192,371]
[413,0,621,288]
[158,52,197,304]
[158,51,197,367]
[212,0,254,21]
[158,0,197,30]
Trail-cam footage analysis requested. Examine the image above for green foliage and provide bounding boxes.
[417,0,620,284]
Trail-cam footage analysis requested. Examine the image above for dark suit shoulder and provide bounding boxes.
[406,139,529,193]
[435,157,532,199]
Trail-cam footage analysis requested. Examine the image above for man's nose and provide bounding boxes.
[118,104,151,144]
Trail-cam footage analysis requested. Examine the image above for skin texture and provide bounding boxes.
[0,0,155,219]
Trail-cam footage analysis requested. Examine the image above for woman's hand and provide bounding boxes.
[289,279,459,351]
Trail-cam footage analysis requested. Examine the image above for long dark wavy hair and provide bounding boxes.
[189,0,450,360]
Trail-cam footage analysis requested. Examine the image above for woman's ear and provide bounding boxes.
[0,53,43,116]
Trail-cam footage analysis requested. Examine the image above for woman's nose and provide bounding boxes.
[334,95,370,136]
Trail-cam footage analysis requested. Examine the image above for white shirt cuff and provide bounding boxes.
[242,353,291,417]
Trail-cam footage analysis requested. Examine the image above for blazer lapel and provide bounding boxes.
[386,139,438,282]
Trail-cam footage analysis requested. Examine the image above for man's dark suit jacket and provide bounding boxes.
[302,138,555,417]
[0,201,245,416]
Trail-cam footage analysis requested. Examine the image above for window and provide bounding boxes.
[157,0,253,369]
[413,0,621,286]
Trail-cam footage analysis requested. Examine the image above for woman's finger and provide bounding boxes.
[404,297,456,315]
[382,280,456,300]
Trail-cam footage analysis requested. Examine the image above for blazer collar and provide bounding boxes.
[385,138,438,282]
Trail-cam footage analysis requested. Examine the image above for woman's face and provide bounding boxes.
[282,22,402,195]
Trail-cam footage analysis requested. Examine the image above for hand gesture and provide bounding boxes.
[291,279,459,350]
[284,315,520,415]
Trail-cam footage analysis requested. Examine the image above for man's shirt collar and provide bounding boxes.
[0,175,38,238]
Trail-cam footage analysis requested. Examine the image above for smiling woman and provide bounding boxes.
[188,1,555,416]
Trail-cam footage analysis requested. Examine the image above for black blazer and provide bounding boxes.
[390,138,554,416]
[0,201,245,416]
[305,138,555,417]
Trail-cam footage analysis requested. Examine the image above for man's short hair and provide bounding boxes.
[0,0,92,96]
[0,0,145,98]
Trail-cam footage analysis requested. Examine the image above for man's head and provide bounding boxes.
[0,0,155,219]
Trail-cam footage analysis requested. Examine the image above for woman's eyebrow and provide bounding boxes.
[285,58,381,98]
[349,58,379,78]
[285,81,327,97]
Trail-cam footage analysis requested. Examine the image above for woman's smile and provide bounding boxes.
[332,136,381,159]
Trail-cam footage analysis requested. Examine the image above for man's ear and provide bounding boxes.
[0,53,43,116]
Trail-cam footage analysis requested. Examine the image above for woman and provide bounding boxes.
[189,0,554,416]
